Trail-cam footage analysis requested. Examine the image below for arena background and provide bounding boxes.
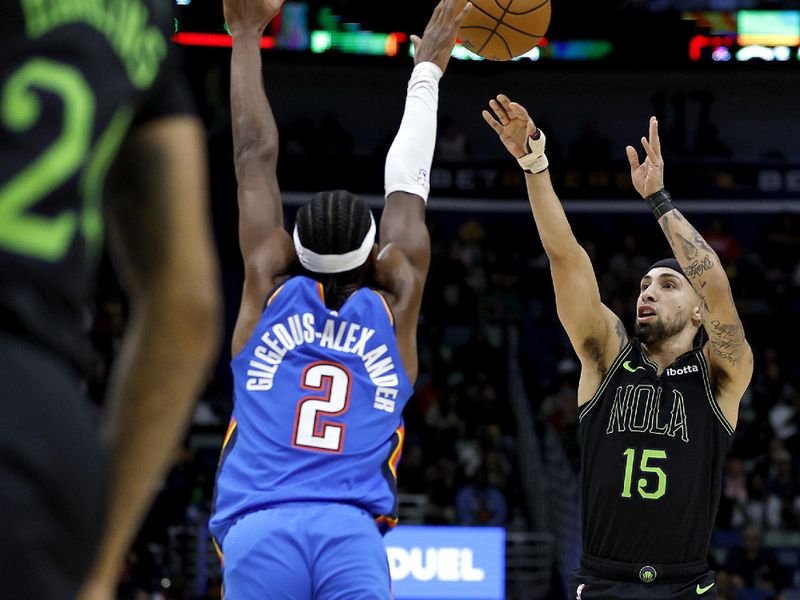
[89,1,800,597]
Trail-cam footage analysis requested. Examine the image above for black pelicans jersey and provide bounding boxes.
[578,339,734,566]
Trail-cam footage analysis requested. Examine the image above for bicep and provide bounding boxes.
[702,286,753,394]
[379,191,430,284]
[105,115,218,305]
[550,248,625,366]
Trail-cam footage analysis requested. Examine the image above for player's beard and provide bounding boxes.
[634,311,690,345]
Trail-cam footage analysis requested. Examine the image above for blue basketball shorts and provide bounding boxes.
[220,502,392,599]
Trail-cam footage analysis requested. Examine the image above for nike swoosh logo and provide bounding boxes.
[623,361,645,373]
[696,582,715,595]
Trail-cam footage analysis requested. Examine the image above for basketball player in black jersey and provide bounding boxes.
[484,96,753,599]
[0,2,221,599]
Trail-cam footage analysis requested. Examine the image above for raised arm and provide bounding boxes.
[78,116,221,599]
[225,0,294,357]
[626,117,753,422]
[376,0,471,381]
[483,96,626,388]
[381,0,471,276]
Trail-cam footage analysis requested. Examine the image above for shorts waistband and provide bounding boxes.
[581,553,708,583]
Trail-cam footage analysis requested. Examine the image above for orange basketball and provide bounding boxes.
[457,0,551,61]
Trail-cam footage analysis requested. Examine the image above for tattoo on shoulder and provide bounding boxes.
[615,319,628,351]
[698,293,711,313]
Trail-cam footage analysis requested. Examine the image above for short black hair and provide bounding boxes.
[295,190,373,310]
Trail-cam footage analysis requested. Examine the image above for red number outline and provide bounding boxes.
[292,361,352,453]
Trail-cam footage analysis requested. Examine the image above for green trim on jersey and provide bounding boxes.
[697,350,735,436]
[579,343,634,422]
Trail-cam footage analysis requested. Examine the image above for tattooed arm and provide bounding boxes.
[626,117,753,426]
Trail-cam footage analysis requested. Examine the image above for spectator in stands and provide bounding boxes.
[725,525,783,595]
[455,463,508,526]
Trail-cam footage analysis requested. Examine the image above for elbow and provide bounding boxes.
[547,244,586,267]
[234,136,279,167]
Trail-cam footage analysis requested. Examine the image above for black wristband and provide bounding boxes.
[645,189,675,219]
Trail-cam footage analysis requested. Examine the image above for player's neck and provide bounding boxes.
[640,334,694,375]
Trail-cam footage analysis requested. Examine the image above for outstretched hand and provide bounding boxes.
[223,0,284,36]
[411,0,472,74]
[626,116,665,198]
[482,94,536,159]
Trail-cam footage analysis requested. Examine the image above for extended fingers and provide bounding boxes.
[482,109,503,134]
[427,0,445,29]
[489,98,510,125]
[455,1,473,26]
[625,145,640,170]
[641,136,656,162]
[649,116,661,156]
[438,0,472,33]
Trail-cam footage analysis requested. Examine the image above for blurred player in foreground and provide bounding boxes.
[0,2,221,598]
[208,0,471,597]
[484,95,752,599]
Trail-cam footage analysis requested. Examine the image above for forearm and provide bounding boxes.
[381,62,439,270]
[90,292,219,583]
[384,61,441,202]
[231,33,281,223]
[657,205,730,303]
[524,171,583,261]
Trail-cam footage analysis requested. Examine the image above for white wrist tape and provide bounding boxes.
[384,61,443,203]
[517,129,549,174]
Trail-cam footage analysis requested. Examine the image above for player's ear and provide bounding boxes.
[692,301,703,327]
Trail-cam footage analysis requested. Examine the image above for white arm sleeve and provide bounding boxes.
[384,61,443,202]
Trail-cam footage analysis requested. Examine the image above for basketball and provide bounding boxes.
[457,0,551,61]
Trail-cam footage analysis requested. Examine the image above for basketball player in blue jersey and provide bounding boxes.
[484,96,753,599]
[210,0,471,597]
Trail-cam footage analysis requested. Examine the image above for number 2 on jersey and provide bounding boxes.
[293,362,352,453]
[621,448,667,500]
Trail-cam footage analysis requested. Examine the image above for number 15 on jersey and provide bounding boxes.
[621,448,668,500]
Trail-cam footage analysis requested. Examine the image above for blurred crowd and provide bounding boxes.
[84,50,800,596]
[86,206,800,598]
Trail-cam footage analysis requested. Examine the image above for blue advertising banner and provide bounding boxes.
[385,526,505,600]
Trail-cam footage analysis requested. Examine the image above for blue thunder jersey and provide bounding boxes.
[210,276,414,543]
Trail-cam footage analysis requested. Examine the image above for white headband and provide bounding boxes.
[293,214,376,274]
